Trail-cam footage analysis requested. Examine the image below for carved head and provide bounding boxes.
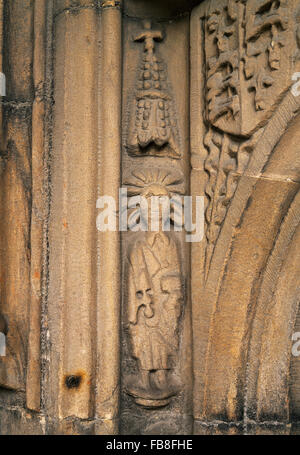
[124,168,184,230]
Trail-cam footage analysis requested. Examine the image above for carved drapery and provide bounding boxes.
[0,0,35,395]
[124,168,184,409]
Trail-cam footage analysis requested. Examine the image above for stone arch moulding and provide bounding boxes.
[246,189,300,427]
[193,96,300,432]
[191,0,300,435]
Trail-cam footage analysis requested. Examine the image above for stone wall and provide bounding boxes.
[0,0,299,435]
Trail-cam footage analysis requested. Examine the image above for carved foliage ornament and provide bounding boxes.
[203,127,263,277]
[206,0,241,129]
[204,0,295,136]
[199,0,300,278]
[126,21,181,159]
[244,0,289,111]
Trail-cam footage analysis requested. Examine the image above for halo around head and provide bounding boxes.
[124,168,185,198]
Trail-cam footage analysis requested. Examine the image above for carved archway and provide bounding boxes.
[190,0,300,431]
[199,99,300,423]
[246,193,300,424]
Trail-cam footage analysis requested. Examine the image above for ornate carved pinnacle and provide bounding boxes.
[134,20,163,52]
[127,19,181,159]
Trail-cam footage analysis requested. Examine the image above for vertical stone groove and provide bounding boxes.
[96,1,122,432]
[26,0,47,412]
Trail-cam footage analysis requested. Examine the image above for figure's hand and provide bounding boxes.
[136,289,154,319]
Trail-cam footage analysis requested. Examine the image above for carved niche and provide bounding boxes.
[126,20,181,158]
[121,12,190,428]
[124,169,185,408]
[204,0,295,136]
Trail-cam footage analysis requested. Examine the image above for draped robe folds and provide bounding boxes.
[128,232,182,371]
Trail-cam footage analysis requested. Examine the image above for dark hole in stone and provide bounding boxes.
[65,375,82,389]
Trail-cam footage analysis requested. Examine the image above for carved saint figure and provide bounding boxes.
[124,169,184,407]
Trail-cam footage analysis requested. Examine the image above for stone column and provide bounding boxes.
[46,0,123,434]
[47,0,99,423]
[96,0,122,434]
[26,0,48,413]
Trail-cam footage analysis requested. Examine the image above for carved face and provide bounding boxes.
[125,168,185,231]
[140,184,170,229]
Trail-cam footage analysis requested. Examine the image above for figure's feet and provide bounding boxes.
[125,369,181,408]
[139,370,151,392]
[125,370,151,397]
[153,370,168,391]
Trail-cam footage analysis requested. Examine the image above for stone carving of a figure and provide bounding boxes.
[125,169,184,407]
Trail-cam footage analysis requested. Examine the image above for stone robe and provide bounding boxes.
[128,232,182,371]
